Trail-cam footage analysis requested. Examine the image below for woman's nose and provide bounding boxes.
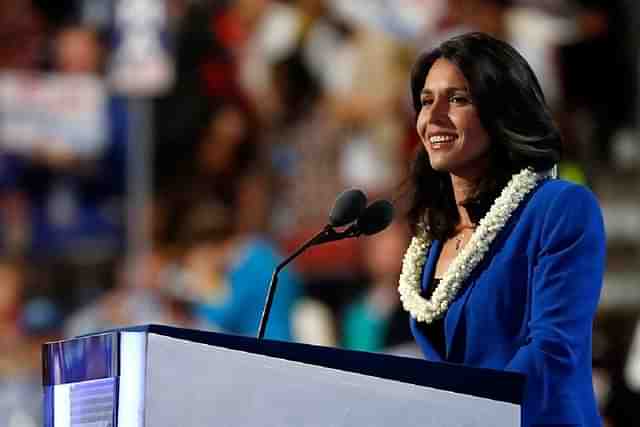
[428,97,449,123]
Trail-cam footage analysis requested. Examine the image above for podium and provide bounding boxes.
[42,324,524,426]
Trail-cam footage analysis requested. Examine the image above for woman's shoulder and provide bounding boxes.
[529,178,600,208]
[523,178,604,232]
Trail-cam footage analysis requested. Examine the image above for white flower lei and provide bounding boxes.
[398,168,551,324]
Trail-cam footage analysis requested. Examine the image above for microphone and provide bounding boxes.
[256,191,394,340]
[350,199,395,236]
[328,188,367,227]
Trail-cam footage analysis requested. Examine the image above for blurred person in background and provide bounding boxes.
[161,98,272,236]
[0,22,127,316]
[189,101,270,235]
[0,259,30,376]
[64,244,193,338]
[0,0,47,70]
[0,257,62,427]
[400,32,605,426]
[341,220,415,354]
[436,0,508,39]
[501,0,638,180]
[154,0,268,191]
[241,0,348,240]
[167,199,301,341]
[555,0,637,173]
[597,313,640,427]
[0,0,50,257]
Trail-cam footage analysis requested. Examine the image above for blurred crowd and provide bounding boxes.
[0,0,639,426]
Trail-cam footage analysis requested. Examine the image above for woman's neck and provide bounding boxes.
[450,173,478,228]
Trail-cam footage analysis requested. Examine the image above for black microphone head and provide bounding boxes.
[355,200,394,235]
[329,189,367,227]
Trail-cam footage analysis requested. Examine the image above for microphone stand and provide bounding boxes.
[256,225,360,340]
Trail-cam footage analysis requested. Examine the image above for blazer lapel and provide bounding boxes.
[444,278,475,360]
[413,240,444,362]
[416,239,484,361]
[420,239,471,360]
[443,207,523,359]
[421,240,442,293]
[444,227,510,359]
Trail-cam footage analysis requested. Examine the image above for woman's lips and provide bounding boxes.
[428,134,457,148]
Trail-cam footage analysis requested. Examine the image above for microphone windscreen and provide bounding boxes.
[329,189,367,227]
[356,200,394,235]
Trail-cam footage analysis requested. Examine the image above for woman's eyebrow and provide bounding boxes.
[420,86,469,96]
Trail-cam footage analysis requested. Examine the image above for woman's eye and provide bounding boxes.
[450,95,470,104]
[421,98,433,107]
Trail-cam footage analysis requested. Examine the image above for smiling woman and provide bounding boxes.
[407,32,562,243]
[400,32,606,427]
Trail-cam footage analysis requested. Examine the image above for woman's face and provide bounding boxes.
[416,58,490,179]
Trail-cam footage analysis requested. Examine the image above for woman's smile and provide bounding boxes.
[428,133,458,148]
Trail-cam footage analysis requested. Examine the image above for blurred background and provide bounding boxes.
[0,0,638,426]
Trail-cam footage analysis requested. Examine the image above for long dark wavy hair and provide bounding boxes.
[407,32,561,240]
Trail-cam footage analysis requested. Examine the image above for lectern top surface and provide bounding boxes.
[43,324,524,405]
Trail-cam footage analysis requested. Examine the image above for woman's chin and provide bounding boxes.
[428,159,452,173]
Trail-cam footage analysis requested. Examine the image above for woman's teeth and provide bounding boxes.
[429,135,456,144]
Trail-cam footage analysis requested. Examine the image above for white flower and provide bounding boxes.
[398,168,551,324]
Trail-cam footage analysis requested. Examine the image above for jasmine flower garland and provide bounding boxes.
[398,168,551,324]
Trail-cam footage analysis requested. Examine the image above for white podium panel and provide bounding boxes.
[43,325,524,427]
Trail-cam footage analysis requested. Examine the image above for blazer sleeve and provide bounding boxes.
[505,184,606,422]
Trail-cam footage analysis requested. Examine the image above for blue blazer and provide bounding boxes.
[411,179,605,427]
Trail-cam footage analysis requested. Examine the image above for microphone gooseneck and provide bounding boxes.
[257,191,393,340]
[256,224,339,340]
